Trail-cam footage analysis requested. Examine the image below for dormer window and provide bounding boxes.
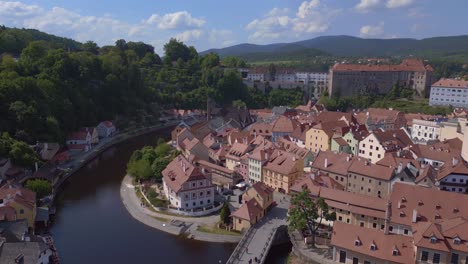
[453,208,459,213]
[454,237,461,245]
[430,236,437,244]
[354,238,361,246]
[399,211,405,217]
[436,204,441,209]
[417,200,423,206]
[401,197,406,202]
[435,213,441,219]
[370,243,377,251]
[392,248,399,256]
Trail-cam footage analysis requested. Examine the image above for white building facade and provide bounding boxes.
[429,79,468,107]
[411,119,440,143]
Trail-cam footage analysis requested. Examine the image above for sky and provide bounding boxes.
[0,0,466,54]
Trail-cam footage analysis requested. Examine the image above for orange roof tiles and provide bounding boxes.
[432,78,468,89]
[331,222,415,264]
[332,59,429,73]
[162,155,208,194]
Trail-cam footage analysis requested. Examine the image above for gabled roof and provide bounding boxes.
[371,129,413,151]
[432,78,468,89]
[331,222,414,264]
[0,184,36,210]
[389,183,468,227]
[263,150,300,175]
[250,182,274,202]
[66,131,88,141]
[349,158,394,181]
[162,155,209,194]
[311,150,353,176]
[231,198,264,223]
[272,115,298,133]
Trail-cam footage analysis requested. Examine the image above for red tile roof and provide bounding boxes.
[272,115,298,133]
[432,78,468,89]
[162,155,209,194]
[0,184,36,210]
[231,198,264,223]
[389,183,468,227]
[332,59,430,73]
[331,222,415,264]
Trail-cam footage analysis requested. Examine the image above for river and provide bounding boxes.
[49,129,290,263]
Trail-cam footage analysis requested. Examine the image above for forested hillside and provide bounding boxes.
[0,29,258,145]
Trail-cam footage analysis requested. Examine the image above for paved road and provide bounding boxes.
[235,193,290,264]
[120,175,241,243]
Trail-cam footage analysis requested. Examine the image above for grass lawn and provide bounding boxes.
[151,215,169,222]
[197,225,240,236]
[373,98,451,115]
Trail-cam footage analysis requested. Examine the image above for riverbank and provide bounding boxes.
[51,122,178,201]
[120,175,241,243]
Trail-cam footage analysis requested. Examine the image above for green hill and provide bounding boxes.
[203,35,468,62]
[0,25,82,55]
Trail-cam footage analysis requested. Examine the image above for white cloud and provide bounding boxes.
[360,22,385,37]
[407,8,428,18]
[297,0,320,19]
[175,29,202,42]
[386,0,415,8]
[245,1,341,43]
[148,11,205,30]
[0,1,232,53]
[355,0,381,12]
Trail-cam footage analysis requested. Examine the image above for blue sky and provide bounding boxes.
[0,0,466,53]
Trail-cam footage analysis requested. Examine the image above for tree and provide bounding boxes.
[8,141,40,169]
[155,143,171,157]
[151,158,169,182]
[25,179,52,200]
[220,202,231,224]
[127,159,153,181]
[288,189,336,248]
[82,41,99,54]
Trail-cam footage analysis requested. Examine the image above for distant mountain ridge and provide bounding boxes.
[202,35,468,62]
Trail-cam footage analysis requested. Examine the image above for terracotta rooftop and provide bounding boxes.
[272,115,298,133]
[372,129,413,151]
[432,78,468,89]
[162,155,209,194]
[389,183,468,227]
[331,222,415,264]
[409,141,461,164]
[332,58,430,73]
[312,120,350,137]
[263,150,301,176]
[66,131,88,141]
[311,150,353,176]
[0,184,36,210]
[250,182,274,202]
[315,111,355,125]
[230,198,264,223]
[349,158,395,180]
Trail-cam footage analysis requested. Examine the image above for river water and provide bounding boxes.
[49,129,290,264]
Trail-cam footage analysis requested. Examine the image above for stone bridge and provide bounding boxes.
[226,194,289,264]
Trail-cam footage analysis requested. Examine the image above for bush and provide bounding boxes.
[25,179,52,200]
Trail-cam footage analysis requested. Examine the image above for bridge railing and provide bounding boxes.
[258,224,278,264]
[226,227,256,264]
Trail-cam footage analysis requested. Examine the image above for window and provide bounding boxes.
[193,202,196,206]
[373,223,377,228]
[389,226,393,232]
[433,253,440,264]
[207,199,211,203]
[404,229,409,235]
[338,216,343,221]
[19,209,24,214]
[339,251,346,263]
[352,257,358,264]
[421,251,429,261]
[200,201,204,205]
[364,261,370,264]
[370,244,376,251]
[360,222,364,227]
[430,236,437,243]
[346,219,350,224]
[450,253,459,264]
[192,183,196,187]
[454,237,461,245]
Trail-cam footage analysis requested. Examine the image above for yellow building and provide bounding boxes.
[231,198,264,232]
[305,121,349,153]
[242,182,274,213]
[262,150,303,193]
[347,158,395,199]
[0,184,37,230]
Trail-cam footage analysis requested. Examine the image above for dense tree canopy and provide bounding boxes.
[0,34,252,146]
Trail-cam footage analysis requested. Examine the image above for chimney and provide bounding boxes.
[397,162,403,174]
[346,156,350,162]
[182,163,186,172]
[412,209,418,223]
[324,158,328,168]
[384,202,392,235]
